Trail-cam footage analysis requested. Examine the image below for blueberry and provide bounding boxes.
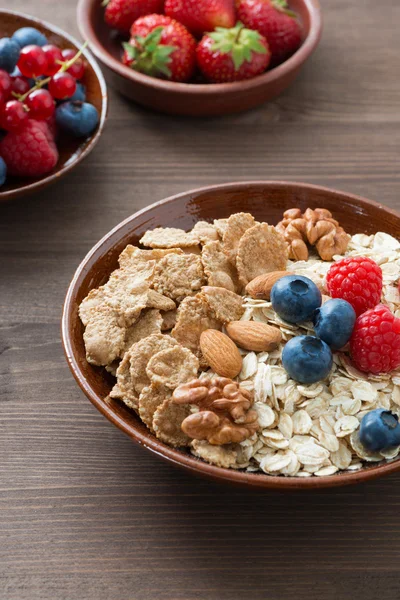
[359,409,400,452]
[313,299,356,350]
[282,335,333,384]
[55,101,99,137]
[67,83,86,103]
[0,157,7,187]
[271,275,322,324]
[0,38,20,73]
[12,27,47,48]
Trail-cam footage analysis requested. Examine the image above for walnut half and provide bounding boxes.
[276,208,350,261]
[172,378,259,445]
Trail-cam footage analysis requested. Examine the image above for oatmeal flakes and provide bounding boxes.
[278,413,293,439]
[191,221,219,243]
[292,410,313,435]
[161,309,177,331]
[138,385,171,431]
[295,442,330,466]
[111,352,139,408]
[129,333,179,394]
[191,440,238,468]
[146,346,199,390]
[222,212,256,265]
[236,223,288,286]
[213,218,229,238]
[153,398,191,447]
[260,451,292,474]
[201,240,240,292]
[153,253,206,302]
[240,352,258,380]
[140,227,199,249]
[124,309,163,353]
[171,294,221,357]
[254,403,275,428]
[83,306,125,366]
[201,286,244,323]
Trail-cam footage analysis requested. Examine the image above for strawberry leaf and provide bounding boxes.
[210,22,267,71]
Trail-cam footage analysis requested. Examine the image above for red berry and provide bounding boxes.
[26,89,55,121]
[0,70,12,99]
[48,72,76,100]
[164,0,235,38]
[0,100,28,131]
[196,23,270,83]
[237,0,302,66]
[350,304,400,373]
[18,45,48,78]
[128,15,197,83]
[42,44,63,76]
[326,256,383,317]
[11,75,31,96]
[104,0,164,34]
[61,49,85,80]
[0,118,58,177]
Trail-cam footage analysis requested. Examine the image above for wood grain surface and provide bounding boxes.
[1,1,400,598]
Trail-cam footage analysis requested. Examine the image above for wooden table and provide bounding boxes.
[2,1,400,598]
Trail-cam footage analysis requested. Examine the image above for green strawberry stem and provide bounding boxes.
[13,41,88,103]
[123,27,176,78]
[210,22,267,71]
[272,0,298,19]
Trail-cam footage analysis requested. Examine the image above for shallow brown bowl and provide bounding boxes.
[62,181,400,489]
[77,0,322,117]
[0,10,108,202]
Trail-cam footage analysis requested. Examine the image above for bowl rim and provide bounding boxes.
[62,180,400,490]
[77,0,322,95]
[0,8,108,202]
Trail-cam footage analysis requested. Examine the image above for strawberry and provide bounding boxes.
[236,0,302,66]
[164,0,235,38]
[196,22,270,83]
[0,119,58,177]
[103,0,164,34]
[123,15,196,82]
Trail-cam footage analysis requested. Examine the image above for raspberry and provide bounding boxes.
[0,118,58,177]
[350,305,400,373]
[326,256,383,316]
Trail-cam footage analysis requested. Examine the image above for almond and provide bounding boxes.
[226,321,282,352]
[245,271,291,300]
[200,329,242,379]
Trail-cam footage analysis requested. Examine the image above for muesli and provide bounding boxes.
[79,208,400,477]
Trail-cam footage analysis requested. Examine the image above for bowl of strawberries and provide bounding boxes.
[78,0,322,116]
[0,10,108,202]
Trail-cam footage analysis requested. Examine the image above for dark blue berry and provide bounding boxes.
[282,335,333,384]
[271,275,322,324]
[0,157,7,187]
[55,101,99,137]
[359,409,400,452]
[313,299,356,350]
[67,83,86,103]
[12,27,47,48]
[0,38,20,73]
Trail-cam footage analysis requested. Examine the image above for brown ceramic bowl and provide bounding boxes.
[62,181,400,490]
[77,0,322,117]
[0,10,108,203]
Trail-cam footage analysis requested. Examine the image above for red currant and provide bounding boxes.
[11,75,31,96]
[26,89,55,120]
[18,45,48,78]
[61,49,85,80]
[42,44,63,76]
[0,100,28,131]
[48,72,76,100]
[0,70,12,99]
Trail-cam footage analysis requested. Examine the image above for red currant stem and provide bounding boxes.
[14,41,88,103]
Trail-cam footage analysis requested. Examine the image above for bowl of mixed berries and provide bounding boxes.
[0,10,108,201]
[77,0,322,116]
